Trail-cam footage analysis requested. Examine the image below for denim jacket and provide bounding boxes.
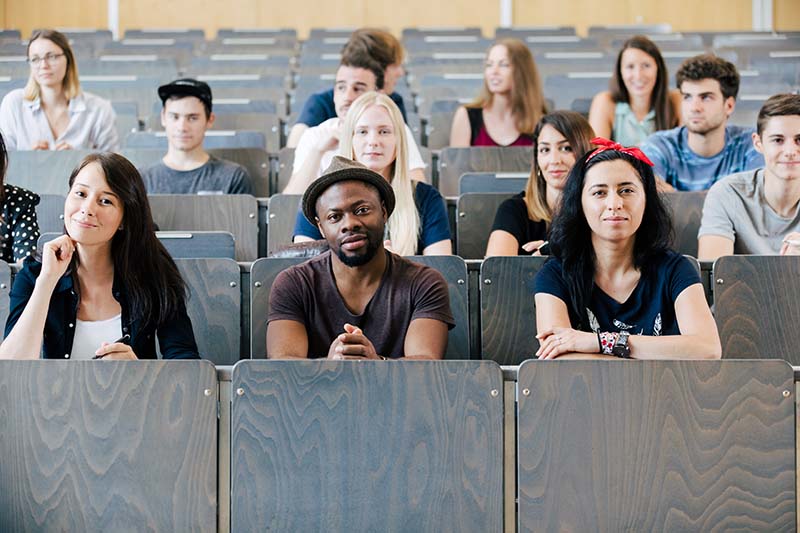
[5,257,199,359]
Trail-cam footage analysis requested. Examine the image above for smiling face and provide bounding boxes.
[754,114,800,182]
[351,104,398,180]
[28,37,67,89]
[316,180,387,267]
[620,47,657,100]
[581,159,646,245]
[484,44,513,94]
[64,162,124,247]
[536,124,577,191]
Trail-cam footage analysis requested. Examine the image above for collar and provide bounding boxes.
[24,91,87,114]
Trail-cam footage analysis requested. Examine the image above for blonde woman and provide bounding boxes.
[0,29,118,151]
[294,92,451,255]
[449,38,546,147]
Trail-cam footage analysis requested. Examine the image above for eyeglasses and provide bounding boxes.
[28,53,65,67]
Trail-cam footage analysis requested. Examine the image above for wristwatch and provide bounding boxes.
[612,331,631,358]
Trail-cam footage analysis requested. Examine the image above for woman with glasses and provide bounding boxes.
[0,29,119,151]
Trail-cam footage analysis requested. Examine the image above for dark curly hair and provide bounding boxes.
[676,54,740,100]
[548,148,673,328]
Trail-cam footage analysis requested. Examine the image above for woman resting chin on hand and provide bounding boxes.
[0,153,199,361]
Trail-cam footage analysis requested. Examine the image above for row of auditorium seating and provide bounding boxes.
[0,27,796,151]
[2,358,795,531]
[1,254,798,365]
[10,147,710,261]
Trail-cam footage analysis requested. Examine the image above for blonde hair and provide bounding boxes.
[340,92,420,256]
[24,29,81,102]
[467,38,546,135]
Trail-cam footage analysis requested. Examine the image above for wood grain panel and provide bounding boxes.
[514,0,752,36]
[119,0,368,39]
[663,190,706,258]
[775,0,800,32]
[266,193,302,256]
[0,360,218,531]
[249,256,304,358]
[148,194,259,261]
[438,147,532,197]
[175,258,241,365]
[713,255,800,362]
[5,0,107,39]
[517,360,796,532]
[230,360,503,531]
[6,150,87,196]
[480,255,547,364]
[456,192,513,260]
[407,255,471,358]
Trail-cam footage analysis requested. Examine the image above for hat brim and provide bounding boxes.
[302,167,396,225]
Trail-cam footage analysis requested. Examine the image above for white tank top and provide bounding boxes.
[70,314,123,360]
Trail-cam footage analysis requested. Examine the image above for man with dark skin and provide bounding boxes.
[266,156,453,360]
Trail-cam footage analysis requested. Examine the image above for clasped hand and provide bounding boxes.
[327,323,380,360]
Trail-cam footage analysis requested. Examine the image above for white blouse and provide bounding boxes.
[70,314,123,360]
[0,88,119,151]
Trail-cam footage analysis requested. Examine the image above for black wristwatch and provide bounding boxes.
[612,331,631,358]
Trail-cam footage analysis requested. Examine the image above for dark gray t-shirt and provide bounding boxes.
[699,168,800,254]
[141,156,253,194]
[267,250,455,358]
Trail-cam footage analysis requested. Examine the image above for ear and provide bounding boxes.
[206,112,215,129]
[723,96,736,117]
[160,108,167,128]
[315,217,326,239]
[381,202,388,223]
[752,131,764,154]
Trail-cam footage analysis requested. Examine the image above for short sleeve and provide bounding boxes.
[296,91,333,128]
[533,258,571,304]
[415,183,450,249]
[292,127,315,173]
[410,267,455,329]
[293,208,322,240]
[6,187,41,261]
[490,196,528,244]
[267,268,308,325]
[230,165,254,194]
[639,134,671,183]
[91,96,120,152]
[666,254,702,302]
[698,178,736,241]
[404,124,426,170]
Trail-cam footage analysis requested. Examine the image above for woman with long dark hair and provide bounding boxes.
[0,29,118,151]
[533,138,720,360]
[588,35,680,146]
[485,111,593,256]
[0,152,198,360]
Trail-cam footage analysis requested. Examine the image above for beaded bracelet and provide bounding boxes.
[597,331,619,355]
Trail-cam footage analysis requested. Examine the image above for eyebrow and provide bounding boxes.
[74,182,119,198]
[539,140,569,145]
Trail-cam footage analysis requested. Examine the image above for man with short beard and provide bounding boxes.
[266,156,453,359]
[640,55,764,191]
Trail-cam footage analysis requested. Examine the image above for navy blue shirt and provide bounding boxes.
[534,251,700,335]
[293,181,451,254]
[296,88,408,127]
[5,257,200,359]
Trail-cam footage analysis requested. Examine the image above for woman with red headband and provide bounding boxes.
[533,138,721,360]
